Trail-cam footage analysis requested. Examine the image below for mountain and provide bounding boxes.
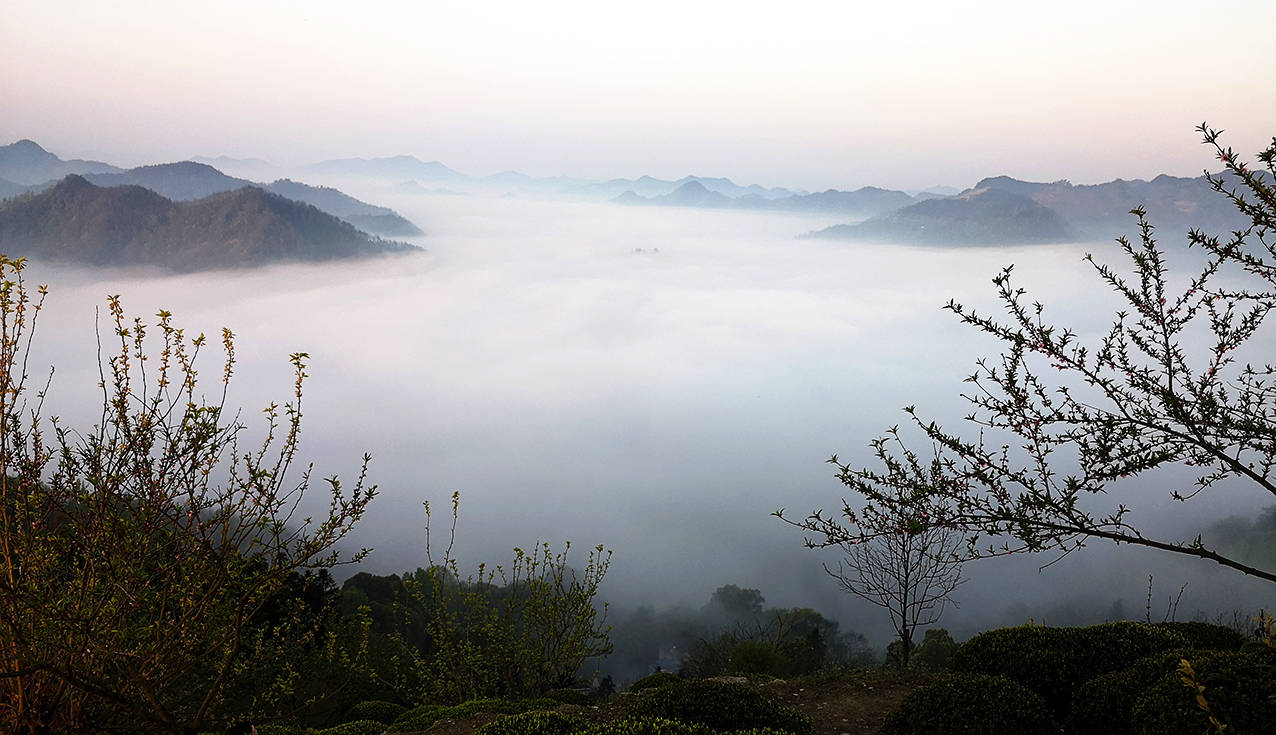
[264,179,423,236]
[303,155,466,183]
[810,187,1077,245]
[615,183,913,217]
[0,177,30,202]
[980,173,1251,237]
[0,176,418,271]
[190,155,278,180]
[0,140,122,185]
[82,163,421,236]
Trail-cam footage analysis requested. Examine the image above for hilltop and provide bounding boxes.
[0,176,417,271]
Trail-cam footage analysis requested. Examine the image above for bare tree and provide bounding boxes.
[820,472,965,668]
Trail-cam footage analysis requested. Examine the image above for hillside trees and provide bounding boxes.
[0,260,375,733]
[781,124,1276,586]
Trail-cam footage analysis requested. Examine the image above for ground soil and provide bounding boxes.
[404,671,926,735]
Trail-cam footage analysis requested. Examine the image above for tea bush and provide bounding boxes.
[880,673,1056,735]
[628,672,681,693]
[627,680,810,735]
[344,700,407,724]
[1130,649,1276,735]
[478,710,586,735]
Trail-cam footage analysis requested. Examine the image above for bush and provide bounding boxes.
[628,672,681,693]
[588,719,716,735]
[1068,649,1204,735]
[387,698,559,733]
[728,641,789,677]
[315,721,387,735]
[949,622,1187,718]
[1130,649,1276,735]
[908,628,959,672]
[344,700,407,725]
[547,688,594,706]
[880,673,1056,735]
[479,711,586,735]
[627,680,810,735]
[1151,621,1246,651]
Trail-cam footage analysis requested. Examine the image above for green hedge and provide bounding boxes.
[478,710,586,735]
[627,680,810,735]
[880,673,1056,735]
[1130,649,1276,735]
[628,671,681,693]
[387,698,559,733]
[1151,622,1246,652]
[314,720,387,735]
[950,622,1188,719]
[344,700,407,725]
[1067,648,1204,735]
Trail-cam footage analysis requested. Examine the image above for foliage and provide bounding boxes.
[478,710,586,735]
[1068,648,1204,735]
[907,628,959,672]
[680,606,843,679]
[781,125,1276,585]
[343,700,407,725]
[627,679,811,735]
[1152,621,1246,651]
[880,673,1056,735]
[1130,649,1276,734]
[728,641,789,678]
[312,720,386,735]
[0,259,374,734]
[949,622,1188,719]
[386,697,558,733]
[546,688,593,706]
[628,672,681,693]
[411,493,613,702]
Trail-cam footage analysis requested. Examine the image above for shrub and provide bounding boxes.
[627,680,810,735]
[1130,649,1276,735]
[949,622,1186,718]
[908,628,959,672]
[880,673,1056,735]
[1151,621,1246,651]
[387,698,559,733]
[1068,648,1204,735]
[315,721,387,735]
[628,672,681,693]
[588,719,716,735]
[344,700,407,724]
[728,641,789,677]
[479,710,586,735]
[547,688,594,706]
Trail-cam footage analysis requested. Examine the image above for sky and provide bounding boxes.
[2,0,1275,191]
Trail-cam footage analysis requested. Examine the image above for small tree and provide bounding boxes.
[0,260,375,733]
[815,471,964,668]
[779,124,1276,585]
[413,493,612,702]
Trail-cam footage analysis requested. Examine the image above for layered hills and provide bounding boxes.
[0,176,416,271]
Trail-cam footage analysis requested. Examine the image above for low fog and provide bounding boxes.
[20,190,1275,650]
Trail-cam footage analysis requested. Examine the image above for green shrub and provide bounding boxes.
[387,698,560,733]
[1068,648,1205,735]
[628,680,810,735]
[547,688,593,706]
[315,721,386,735]
[587,718,716,735]
[256,725,306,735]
[728,641,789,677]
[1130,649,1276,735]
[880,673,1056,735]
[628,671,681,693]
[479,710,586,735]
[950,622,1187,719]
[1151,621,1246,651]
[345,700,407,724]
[909,628,959,672]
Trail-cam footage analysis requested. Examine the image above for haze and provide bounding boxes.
[21,190,1274,645]
[3,1,1275,190]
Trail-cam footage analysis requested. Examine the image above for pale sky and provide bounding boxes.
[2,0,1274,190]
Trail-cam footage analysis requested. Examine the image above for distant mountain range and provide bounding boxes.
[808,173,1251,245]
[616,181,913,218]
[0,175,416,271]
[0,141,421,237]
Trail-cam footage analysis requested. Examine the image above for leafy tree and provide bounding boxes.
[780,124,1276,584]
[0,261,375,733]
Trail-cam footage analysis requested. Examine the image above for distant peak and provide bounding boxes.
[10,139,48,152]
